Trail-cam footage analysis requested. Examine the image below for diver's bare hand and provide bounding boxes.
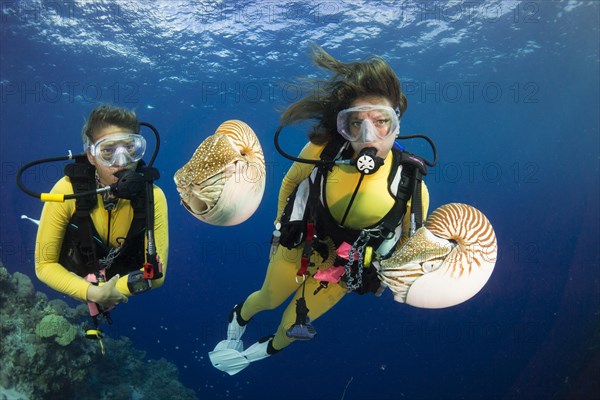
[86,274,129,308]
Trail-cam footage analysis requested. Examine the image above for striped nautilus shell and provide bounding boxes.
[174,120,265,226]
[378,203,497,308]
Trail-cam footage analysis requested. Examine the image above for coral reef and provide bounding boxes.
[0,262,197,400]
[35,315,78,346]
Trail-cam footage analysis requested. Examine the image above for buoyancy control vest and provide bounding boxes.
[58,157,148,280]
[278,138,428,294]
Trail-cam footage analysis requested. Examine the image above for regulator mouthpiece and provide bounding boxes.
[111,170,145,199]
[354,147,384,175]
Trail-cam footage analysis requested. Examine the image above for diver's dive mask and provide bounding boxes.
[337,105,400,143]
[87,132,146,168]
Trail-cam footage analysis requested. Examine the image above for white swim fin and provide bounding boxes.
[208,346,249,376]
[209,336,278,376]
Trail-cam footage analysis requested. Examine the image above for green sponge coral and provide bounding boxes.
[35,314,78,346]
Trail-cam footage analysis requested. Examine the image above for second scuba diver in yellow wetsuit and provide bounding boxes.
[34,105,168,334]
[209,46,429,375]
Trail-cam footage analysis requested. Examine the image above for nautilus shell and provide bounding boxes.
[378,203,497,308]
[174,120,265,226]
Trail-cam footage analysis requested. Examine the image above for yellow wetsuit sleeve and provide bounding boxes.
[35,177,90,301]
[275,142,326,223]
[114,185,169,295]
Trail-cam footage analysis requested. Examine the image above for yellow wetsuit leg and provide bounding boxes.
[240,245,303,320]
[272,275,347,350]
[240,244,348,351]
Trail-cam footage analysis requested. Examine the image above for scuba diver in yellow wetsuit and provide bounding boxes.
[26,105,168,343]
[209,46,435,375]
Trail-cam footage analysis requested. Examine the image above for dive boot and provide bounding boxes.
[227,303,250,341]
[209,303,252,375]
[212,303,250,353]
[241,335,279,362]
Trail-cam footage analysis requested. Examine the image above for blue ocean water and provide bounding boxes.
[1,1,599,399]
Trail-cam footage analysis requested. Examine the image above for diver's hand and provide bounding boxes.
[86,274,129,308]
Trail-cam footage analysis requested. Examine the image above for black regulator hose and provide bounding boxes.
[15,152,107,201]
[140,121,160,167]
[397,134,438,167]
[273,125,321,165]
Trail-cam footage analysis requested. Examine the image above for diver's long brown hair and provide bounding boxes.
[280,45,407,144]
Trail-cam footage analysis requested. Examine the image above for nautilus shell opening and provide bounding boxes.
[378,203,497,309]
[173,120,266,226]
